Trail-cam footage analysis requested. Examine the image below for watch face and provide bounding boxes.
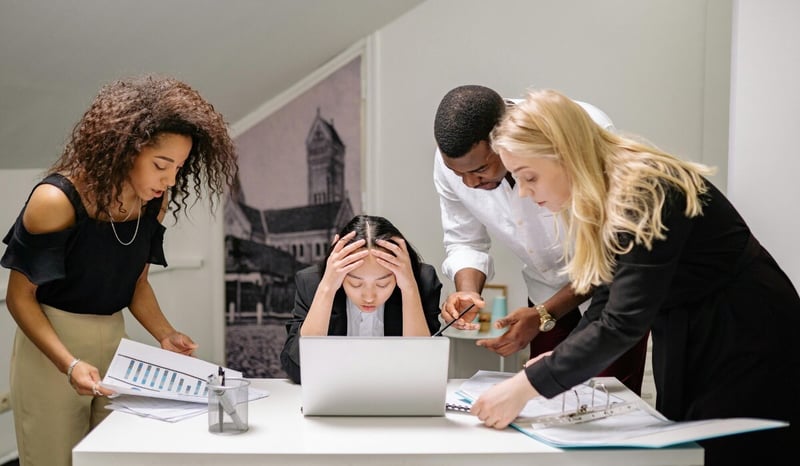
[540,319,556,332]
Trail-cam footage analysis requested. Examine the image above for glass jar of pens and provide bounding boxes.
[208,368,250,434]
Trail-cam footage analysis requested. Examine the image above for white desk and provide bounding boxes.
[73,379,703,466]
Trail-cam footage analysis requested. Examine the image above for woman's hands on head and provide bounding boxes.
[372,237,417,292]
[321,231,369,290]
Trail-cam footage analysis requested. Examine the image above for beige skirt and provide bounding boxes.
[10,304,124,466]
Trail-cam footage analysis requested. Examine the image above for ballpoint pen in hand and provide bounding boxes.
[433,303,477,337]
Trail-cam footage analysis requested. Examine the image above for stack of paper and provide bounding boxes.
[107,395,209,422]
[100,339,269,422]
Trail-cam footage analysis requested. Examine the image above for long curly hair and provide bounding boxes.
[49,75,237,219]
[492,89,713,294]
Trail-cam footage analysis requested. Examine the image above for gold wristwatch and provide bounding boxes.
[535,304,556,332]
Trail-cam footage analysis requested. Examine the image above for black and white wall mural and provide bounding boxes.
[223,55,363,377]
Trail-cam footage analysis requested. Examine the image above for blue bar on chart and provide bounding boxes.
[112,355,207,399]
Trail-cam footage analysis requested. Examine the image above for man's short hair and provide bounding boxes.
[434,85,506,158]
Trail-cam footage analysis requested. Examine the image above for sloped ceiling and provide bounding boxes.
[0,0,424,168]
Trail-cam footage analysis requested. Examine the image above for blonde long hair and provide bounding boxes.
[491,89,713,294]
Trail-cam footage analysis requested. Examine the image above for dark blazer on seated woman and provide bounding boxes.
[280,262,443,383]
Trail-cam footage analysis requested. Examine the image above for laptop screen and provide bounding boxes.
[299,336,450,416]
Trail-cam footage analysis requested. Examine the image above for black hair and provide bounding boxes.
[321,214,425,286]
[433,85,506,158]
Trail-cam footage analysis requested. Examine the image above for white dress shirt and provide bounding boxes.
[434,100,615,307]
[346,298,385,336]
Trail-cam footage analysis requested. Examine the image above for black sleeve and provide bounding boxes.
[525,191,693,398]
[417,263,444,335]
[279,267,318,384]
[1,211,73,285]
[147,223,168,267]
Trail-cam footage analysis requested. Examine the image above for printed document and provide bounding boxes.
[456,371,787,448]
[101,338,268,404]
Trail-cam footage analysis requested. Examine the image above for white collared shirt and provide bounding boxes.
[346,298,385,336]
[433,100,614,307]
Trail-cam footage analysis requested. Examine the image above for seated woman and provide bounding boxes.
[280,215,443,383]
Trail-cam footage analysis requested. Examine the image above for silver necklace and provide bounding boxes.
[108,200,141,246]
[116,202,135,222]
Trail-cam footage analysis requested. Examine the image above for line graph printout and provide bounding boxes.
[101,338,243,403]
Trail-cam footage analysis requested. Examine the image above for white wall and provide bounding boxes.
[0,170,44,461]
[370,0,732,312]
[728,0,800,290]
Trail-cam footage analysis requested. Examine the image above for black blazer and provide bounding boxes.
[524,183,800,432]
[280,262,443,383]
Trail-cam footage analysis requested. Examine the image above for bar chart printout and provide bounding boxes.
[101,338,243,403]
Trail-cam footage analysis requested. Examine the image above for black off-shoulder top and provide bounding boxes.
[1,173,167,315]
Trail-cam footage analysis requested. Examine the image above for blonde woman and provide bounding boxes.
[472,89,798,465]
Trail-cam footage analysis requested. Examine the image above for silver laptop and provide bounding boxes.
[299,336,450,416]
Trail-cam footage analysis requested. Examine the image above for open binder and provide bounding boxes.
[448,371,788,448]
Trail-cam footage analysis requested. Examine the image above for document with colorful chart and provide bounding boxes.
[100,338,246,403]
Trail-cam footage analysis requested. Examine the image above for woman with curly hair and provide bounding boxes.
[471,89,798,465]
[1,75,237,466]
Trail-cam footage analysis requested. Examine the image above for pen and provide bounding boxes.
[218,367,224,432]
[210,367,247,432]
[433,303,477,337]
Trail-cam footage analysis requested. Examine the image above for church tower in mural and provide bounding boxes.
[306,108,345,205]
